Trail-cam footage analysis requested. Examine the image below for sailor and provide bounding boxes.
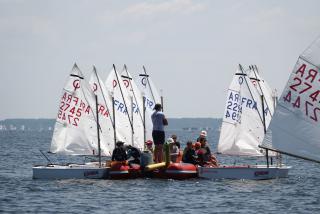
[168,137,179,163]
[198,137,218,167]
[196,130,208,142]
[182,141,198,165]
[194,142,201,153]
[171,134,182,162]
[151,103,168,163]
[126,145,141,166]
[145,140,154,153]
[111,141,127,162]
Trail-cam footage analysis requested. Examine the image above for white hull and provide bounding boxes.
[198,165,291,180]
[33,163,110,179]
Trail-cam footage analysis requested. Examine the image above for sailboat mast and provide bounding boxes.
[113,64,134,143]
[143,66,156,103]
[252,65,272,118]
[143,95,146,149]
[112,94,117,149]
[261,94,269,167]
[131,95,134,146]
[95,94,101,168]
[160,89,164,112]
[239,64,264,126]
[123,64,145,146]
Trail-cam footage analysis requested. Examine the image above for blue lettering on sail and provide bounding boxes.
[113,99,140,115]
[132,102,140,114]
[114,99,128,115]
[143,97,154,110]
[224,90,258,123]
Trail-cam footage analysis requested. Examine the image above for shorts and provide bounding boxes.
[152,130,165,145]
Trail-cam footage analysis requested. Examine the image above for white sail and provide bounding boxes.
[89,67,115,156]
[50,64,99,155]
[249,66,276,129]
[121,66,145,149]
[217,65,265,156]
[263,36,320,162]
[105,65,133,146]
[136,67,161,143]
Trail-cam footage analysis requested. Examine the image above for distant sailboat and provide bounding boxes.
[199,64,290,180]
[33,64,109,179]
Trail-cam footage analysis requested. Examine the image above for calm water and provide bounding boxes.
[1,130,320,214]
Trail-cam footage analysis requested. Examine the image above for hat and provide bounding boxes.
[200,130,207,137]
[146,140,153,145]
[167,138,174,144]
[116,141,124,146]
[171,134,177,140]
[154,103,162,111]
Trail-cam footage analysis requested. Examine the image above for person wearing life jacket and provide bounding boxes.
[145,140,154,153]
[194,142,201,153]
[198,137,218,167]
[111,141,127,162]
[126,145,141,166]
[182,141,198,165]
[171,135,182,163]
[168,137,179,163]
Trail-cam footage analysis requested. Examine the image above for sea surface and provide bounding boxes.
[1,129,320,214]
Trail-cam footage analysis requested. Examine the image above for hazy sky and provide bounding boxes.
[1,0,320,120]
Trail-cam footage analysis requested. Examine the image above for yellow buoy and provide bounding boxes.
[144,162,166,171]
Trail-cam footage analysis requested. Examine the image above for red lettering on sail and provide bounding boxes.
[73,80,80,90]
[113,80,117,88]
[85,106,91,114]
[123,79,130,88]
[306,69,317,83]
[296,64,306,78]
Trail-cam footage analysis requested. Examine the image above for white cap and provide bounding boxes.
[200,130,207,137]
[167,138,174,144]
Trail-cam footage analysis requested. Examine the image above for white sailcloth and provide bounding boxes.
[263,36,320,162]
[89,67,115,156]
[105,66,133,146]
[217,65,265,156]
[136,67,161,142]
[121,67,144,149]
[50,64,99,155]
[249,67,276,129]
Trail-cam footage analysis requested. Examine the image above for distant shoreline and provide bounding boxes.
[0,118,221,132]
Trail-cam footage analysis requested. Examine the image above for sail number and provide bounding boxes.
[226,101,241,121]
[57,92,92,127]
[224,91,242,123]
[283,62,320,122]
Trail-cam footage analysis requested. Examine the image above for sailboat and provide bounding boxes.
[198,64,290,180]
[261,36,320,164]
[33,64,110,179]
[121,65,145,149]
[105,65,133,146]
